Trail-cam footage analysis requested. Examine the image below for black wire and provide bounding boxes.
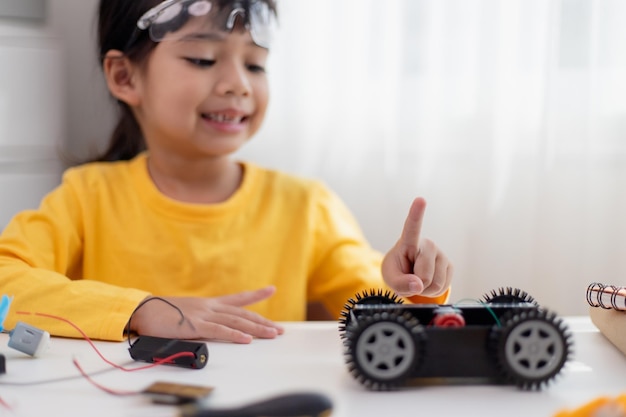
[125,297,195,347]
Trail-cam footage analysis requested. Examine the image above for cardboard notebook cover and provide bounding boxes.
[589,307,626,356]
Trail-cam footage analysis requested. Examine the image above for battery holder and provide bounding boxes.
[128,336,208,369]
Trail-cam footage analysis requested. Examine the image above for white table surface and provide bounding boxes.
[0,317,624,417]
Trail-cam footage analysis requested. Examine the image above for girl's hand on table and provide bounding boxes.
[129,286,284,344]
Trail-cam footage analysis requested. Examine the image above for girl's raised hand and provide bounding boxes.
[381,198,453,297]
[129,286,284,344]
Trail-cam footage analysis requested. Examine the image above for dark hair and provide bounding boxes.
[93,0,278,162]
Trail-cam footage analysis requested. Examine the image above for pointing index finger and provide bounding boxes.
[400,197,426,250]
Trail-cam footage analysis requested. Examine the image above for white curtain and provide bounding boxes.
[236,0,626,315]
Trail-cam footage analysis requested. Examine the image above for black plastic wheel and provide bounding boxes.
[343,309,424,390]
[491,309,572,390]
[339,289,403,338]
[482,287,538,306]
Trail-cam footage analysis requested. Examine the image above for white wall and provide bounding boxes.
[0,7,65,228]
[0,0,115,227]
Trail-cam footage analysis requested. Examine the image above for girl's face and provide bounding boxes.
[131,19,270,160]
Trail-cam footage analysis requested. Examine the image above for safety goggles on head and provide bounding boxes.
[135,0,276,49]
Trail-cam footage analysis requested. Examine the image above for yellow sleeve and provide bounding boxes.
[0,169,149,341]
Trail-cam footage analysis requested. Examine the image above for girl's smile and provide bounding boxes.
[201,108,250,133]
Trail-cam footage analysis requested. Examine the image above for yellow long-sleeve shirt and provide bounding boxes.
[0,153,447,340]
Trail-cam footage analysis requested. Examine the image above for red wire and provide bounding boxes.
[16,311,196,371]
[0,395,13,411]
[72,358,138,396]
[8,311,201,398]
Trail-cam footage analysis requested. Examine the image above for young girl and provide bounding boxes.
[0,0,453,343]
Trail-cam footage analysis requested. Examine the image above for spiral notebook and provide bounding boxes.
[586,282,626,356]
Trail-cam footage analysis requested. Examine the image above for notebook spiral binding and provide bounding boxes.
[586,282,626,311]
